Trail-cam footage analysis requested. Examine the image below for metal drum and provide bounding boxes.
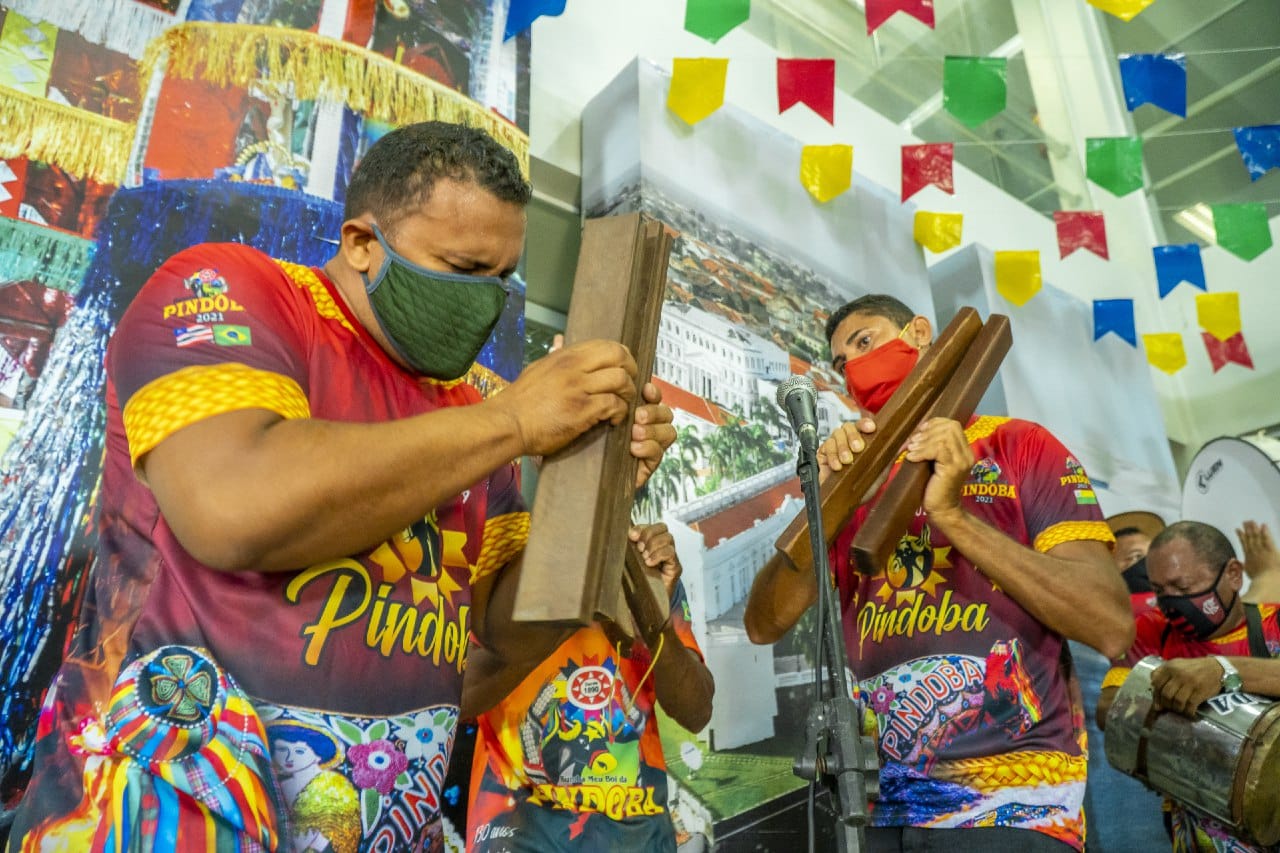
[1105,655,1280,846]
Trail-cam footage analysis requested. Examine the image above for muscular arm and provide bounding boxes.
[143,340,645,572]
[652,622,715,732]
[744,552,817,645]
[929,511,1134,659]
[744,418,878,645]
[909,418,1134,660]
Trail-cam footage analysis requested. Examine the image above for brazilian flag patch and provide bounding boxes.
[213,324,252,346]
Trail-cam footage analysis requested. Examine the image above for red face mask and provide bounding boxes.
[842,338,920,414]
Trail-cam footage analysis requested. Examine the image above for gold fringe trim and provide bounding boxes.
[142,23,529,175]
[0,85,132,184]
[931,749,1087,793]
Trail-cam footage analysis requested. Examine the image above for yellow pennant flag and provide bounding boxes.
[668,58,729,125]
[800,144,852,203]
[1085,0,1156,21]
[913,211,963,253]
[1142,333,1186,375]
[1196,292,1241,341]
[994,251,1041,307]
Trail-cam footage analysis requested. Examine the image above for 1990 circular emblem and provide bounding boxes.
[566,666,614,710]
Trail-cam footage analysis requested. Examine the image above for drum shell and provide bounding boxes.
[1105,656,1280,846]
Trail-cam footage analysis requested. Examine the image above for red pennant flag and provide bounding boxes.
[866,0,935,35]
[1202,331,1254,372]
[902,143,953,201]
[778,58,836,124]
[1054,211,1109,260]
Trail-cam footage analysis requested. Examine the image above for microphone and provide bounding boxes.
[776,375,820,453]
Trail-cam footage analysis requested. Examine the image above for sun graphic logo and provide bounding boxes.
[877,524,951,606]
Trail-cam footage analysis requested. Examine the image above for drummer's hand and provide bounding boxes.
[817,417,877,484]
[904,418,974,529]
[1151,657,1226,717]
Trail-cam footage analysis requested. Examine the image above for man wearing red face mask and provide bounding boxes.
[1098,520,1280,853]
[746,294,1133,853]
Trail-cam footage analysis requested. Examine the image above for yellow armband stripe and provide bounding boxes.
[472,511,530,584]
[1033,520,1115,554]
[123,363,310,466]
[1101,667,1131,691]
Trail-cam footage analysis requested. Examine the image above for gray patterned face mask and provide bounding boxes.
[361,222,510,380]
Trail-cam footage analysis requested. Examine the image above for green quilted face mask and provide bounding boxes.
[361,222,510,380]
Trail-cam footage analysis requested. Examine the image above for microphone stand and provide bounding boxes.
[791,438,879,853]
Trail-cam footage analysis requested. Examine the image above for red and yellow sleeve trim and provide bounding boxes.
[964,415,1009,443]
[472,511,530,584]
[274,258,356,334]
[1101,667,1131,691]
[1033,520,1115,554]
[123,363,310,466]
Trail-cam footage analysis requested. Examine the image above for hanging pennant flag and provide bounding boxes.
[1201,331,1255,373]
[901,143,953,201]
[1086,137,1144,196]
[1152,244,1205,298]
[1142,333,1187,375]
[1196,291,1241,341]
[994,251,1041,307]
[685,0,750,44]
[504,0,567,40]
[1118,53,1186,117]
[1212,203,1272,261]
[1233,125,1280,181]
[866,0,935,35]
[943,56,1008,127]
[1086,0,1156,21]
[1054,211,1109,260]
[913,211,963,253]
[778,58,836,124]
[800,144,853,203]
[1093,299,1136,346]
[667,58,730,125]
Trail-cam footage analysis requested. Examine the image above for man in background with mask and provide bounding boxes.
[7,121,675,851]
[1098,520,1280,853]
[746,294,1132,853]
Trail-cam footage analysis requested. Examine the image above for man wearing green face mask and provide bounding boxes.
[8,121,675,852]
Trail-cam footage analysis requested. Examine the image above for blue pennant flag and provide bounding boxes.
[1153,243,1206,298]
[505,0,568,40]
[1093,299,1136,347]
[1118,53,1186,117]
[1233,125,1280,181]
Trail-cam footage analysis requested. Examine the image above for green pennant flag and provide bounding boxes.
[943,57,1007,127]
[684,0,750,43]
[1086,137,1144,197]
[1212,203,1272,261]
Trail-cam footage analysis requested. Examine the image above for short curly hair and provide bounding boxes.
[824,294,915,352]
[343,121,531,230]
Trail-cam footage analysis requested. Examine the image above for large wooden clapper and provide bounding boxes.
[513,212,673,636]
[775,307,1013,576]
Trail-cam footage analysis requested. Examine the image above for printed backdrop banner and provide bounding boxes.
[582,58,932,849]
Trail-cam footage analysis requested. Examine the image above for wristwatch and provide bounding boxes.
[1214,655,1244,692]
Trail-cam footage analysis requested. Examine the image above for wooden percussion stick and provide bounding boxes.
[774,308,983,572]
[850,314,1012,575]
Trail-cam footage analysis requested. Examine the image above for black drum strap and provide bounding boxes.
[1244,603,1274,658]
